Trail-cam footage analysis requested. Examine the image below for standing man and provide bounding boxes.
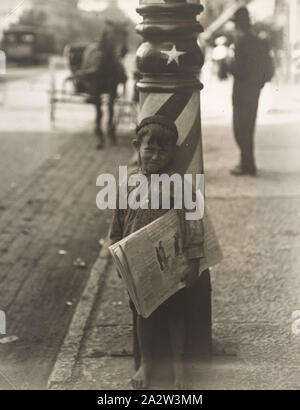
[228,7,274,176]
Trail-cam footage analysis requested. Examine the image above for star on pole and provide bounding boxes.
[161,45,187,65]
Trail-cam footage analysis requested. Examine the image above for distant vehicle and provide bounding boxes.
[1,25,55,64]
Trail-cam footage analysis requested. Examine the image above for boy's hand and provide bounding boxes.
[181,259,199,288]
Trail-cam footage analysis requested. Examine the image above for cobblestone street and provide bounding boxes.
[0,66,133,389]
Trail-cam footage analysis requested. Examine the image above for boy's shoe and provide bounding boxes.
[230,165,257,176]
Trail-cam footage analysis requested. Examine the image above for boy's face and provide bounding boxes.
[135,124,176,173]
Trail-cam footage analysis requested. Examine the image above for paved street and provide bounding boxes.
[0,65,96,202]
[1,62,300,390]
[0,64,134,389]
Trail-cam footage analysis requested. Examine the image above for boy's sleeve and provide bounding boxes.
[177,207,204,260]
[182,217,205,260]
[108,189,124,245]
[109,208,123,245]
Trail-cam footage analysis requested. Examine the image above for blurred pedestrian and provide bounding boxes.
[227,7,275,176]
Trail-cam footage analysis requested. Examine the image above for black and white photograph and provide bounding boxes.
[0,0,300,398]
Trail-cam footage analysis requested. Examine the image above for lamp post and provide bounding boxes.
[135,0,212,373]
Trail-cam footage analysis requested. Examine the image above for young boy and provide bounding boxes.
[109,115,204,389]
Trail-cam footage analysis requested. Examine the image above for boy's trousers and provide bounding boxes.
[131,268,212,372]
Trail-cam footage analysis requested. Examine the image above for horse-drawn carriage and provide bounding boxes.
[49,21,137,149]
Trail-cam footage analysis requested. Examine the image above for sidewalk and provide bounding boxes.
[49,81,300,390]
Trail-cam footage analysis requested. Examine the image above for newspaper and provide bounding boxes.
[109,209,222,318]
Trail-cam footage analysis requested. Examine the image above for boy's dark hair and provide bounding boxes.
[135,115,179,146]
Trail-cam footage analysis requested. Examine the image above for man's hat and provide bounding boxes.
[136,115,179,142]
[230,6,250,24]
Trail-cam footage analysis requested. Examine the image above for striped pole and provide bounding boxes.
[136,0,212,368]
[137,0,204,177]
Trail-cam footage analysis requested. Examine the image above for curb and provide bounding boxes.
[47,243,111,390]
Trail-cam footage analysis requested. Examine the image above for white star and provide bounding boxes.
[161,45,187,65]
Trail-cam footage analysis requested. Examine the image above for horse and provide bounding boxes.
[68,20,128,149]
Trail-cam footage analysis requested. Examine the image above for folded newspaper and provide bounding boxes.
[109,209,222,318]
